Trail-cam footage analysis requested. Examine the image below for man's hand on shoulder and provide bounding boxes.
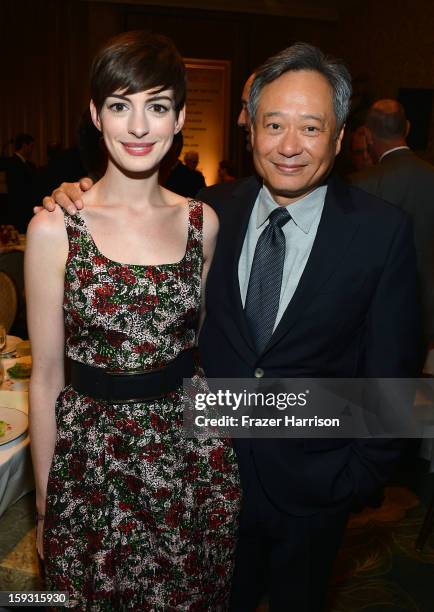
[33,177,94,215]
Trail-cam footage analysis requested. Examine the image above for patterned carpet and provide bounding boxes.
[329,486,434,612]
[0,480,433,611]
[0,493,42,592]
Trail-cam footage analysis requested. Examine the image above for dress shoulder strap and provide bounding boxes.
[185,199,204,261]
[63,210,86,233]
[63,211,92,265]
[187,199,203,237]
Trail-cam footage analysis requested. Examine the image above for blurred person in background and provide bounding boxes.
[6,133,37,232]
[238,73,256,152]
[159,130,183,185]
[36,110,107,202]
[165,147,206,197]
[350,99,434,351]
[218,159,237,183]
[349,125,374,171]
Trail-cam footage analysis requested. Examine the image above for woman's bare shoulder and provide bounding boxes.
[26,206,68,243]
[200,201,219,235]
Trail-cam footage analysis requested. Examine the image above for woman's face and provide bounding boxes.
[90,88,185,174]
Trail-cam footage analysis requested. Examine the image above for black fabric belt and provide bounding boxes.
[69,349,195,403]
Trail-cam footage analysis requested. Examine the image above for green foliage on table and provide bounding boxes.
[7,363,31,380]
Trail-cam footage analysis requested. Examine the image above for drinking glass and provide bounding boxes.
[0,324,6,352]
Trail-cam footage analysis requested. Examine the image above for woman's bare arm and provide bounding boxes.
[25,208,68,557]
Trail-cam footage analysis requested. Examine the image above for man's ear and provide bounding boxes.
[249,121,256,149]
[334,125,345,155]
[90,100,102,132]
[405,119,411,138]
[175,106,186,134]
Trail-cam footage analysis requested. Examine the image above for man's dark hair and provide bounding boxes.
[14,133,34,151]
[90,30,186,116]
[366,102,407,139]
[248,42,352,133]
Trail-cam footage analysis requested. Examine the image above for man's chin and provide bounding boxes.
[264,180,319,204]
[261,167,332,204]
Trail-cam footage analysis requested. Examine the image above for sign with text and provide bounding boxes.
[184,59,231,186]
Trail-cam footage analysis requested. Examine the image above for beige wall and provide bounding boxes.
[2,0,434,168]
[0,0,123,166]
[338,0,434,161]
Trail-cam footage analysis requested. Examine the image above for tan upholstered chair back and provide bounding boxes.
[0,271,17,332]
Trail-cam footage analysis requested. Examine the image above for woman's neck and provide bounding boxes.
[95,161,163,208]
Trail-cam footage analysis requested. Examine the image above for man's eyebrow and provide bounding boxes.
[262,111,325,122]
[263,111,285,119]
[300,113,325,122]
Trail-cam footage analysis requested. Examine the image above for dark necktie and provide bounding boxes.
[245,207,290,353]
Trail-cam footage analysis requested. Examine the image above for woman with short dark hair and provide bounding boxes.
[26,30,240,610]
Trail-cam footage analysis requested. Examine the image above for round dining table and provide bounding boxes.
[0,348,34,518]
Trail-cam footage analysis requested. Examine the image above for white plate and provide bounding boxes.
[1,355,31,391]
[0,335,23,357]
[0,405,28,446]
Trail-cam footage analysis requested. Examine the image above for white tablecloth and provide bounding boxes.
[0,358,33,517]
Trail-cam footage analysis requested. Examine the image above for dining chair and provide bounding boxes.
[0,271,17,332]
[0,249,25,336]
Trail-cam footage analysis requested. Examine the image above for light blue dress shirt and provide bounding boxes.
[238,184,327,331]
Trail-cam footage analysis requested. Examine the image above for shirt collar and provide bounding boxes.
[379,146,410,163]
[15,152,26,163]
[256,184,327,234]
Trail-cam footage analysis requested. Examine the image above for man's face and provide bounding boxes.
[22,141,34,160]
[237,73,255,151]
[184,152,199,170]
[350,126,373,170]
[251,69,344,205]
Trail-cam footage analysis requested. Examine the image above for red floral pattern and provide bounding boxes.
[43,201,241,610]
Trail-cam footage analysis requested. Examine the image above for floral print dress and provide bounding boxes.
[43,201,241,611]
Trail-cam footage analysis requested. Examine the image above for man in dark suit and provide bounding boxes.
[6,133,37,232]
[165,149,206,197]
[39,44,421,612]
[237,72,255,152]
[349,99,434,350]
[198,45,421,611]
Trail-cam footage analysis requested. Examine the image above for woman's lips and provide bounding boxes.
[122,142,155,156]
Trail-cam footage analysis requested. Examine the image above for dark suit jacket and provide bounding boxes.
[349,149,434,347]
[165,161,206,198]
[198,174,421,515]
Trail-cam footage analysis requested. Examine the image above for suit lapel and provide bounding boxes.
[225,176,261,352]
[264,176,360,354]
